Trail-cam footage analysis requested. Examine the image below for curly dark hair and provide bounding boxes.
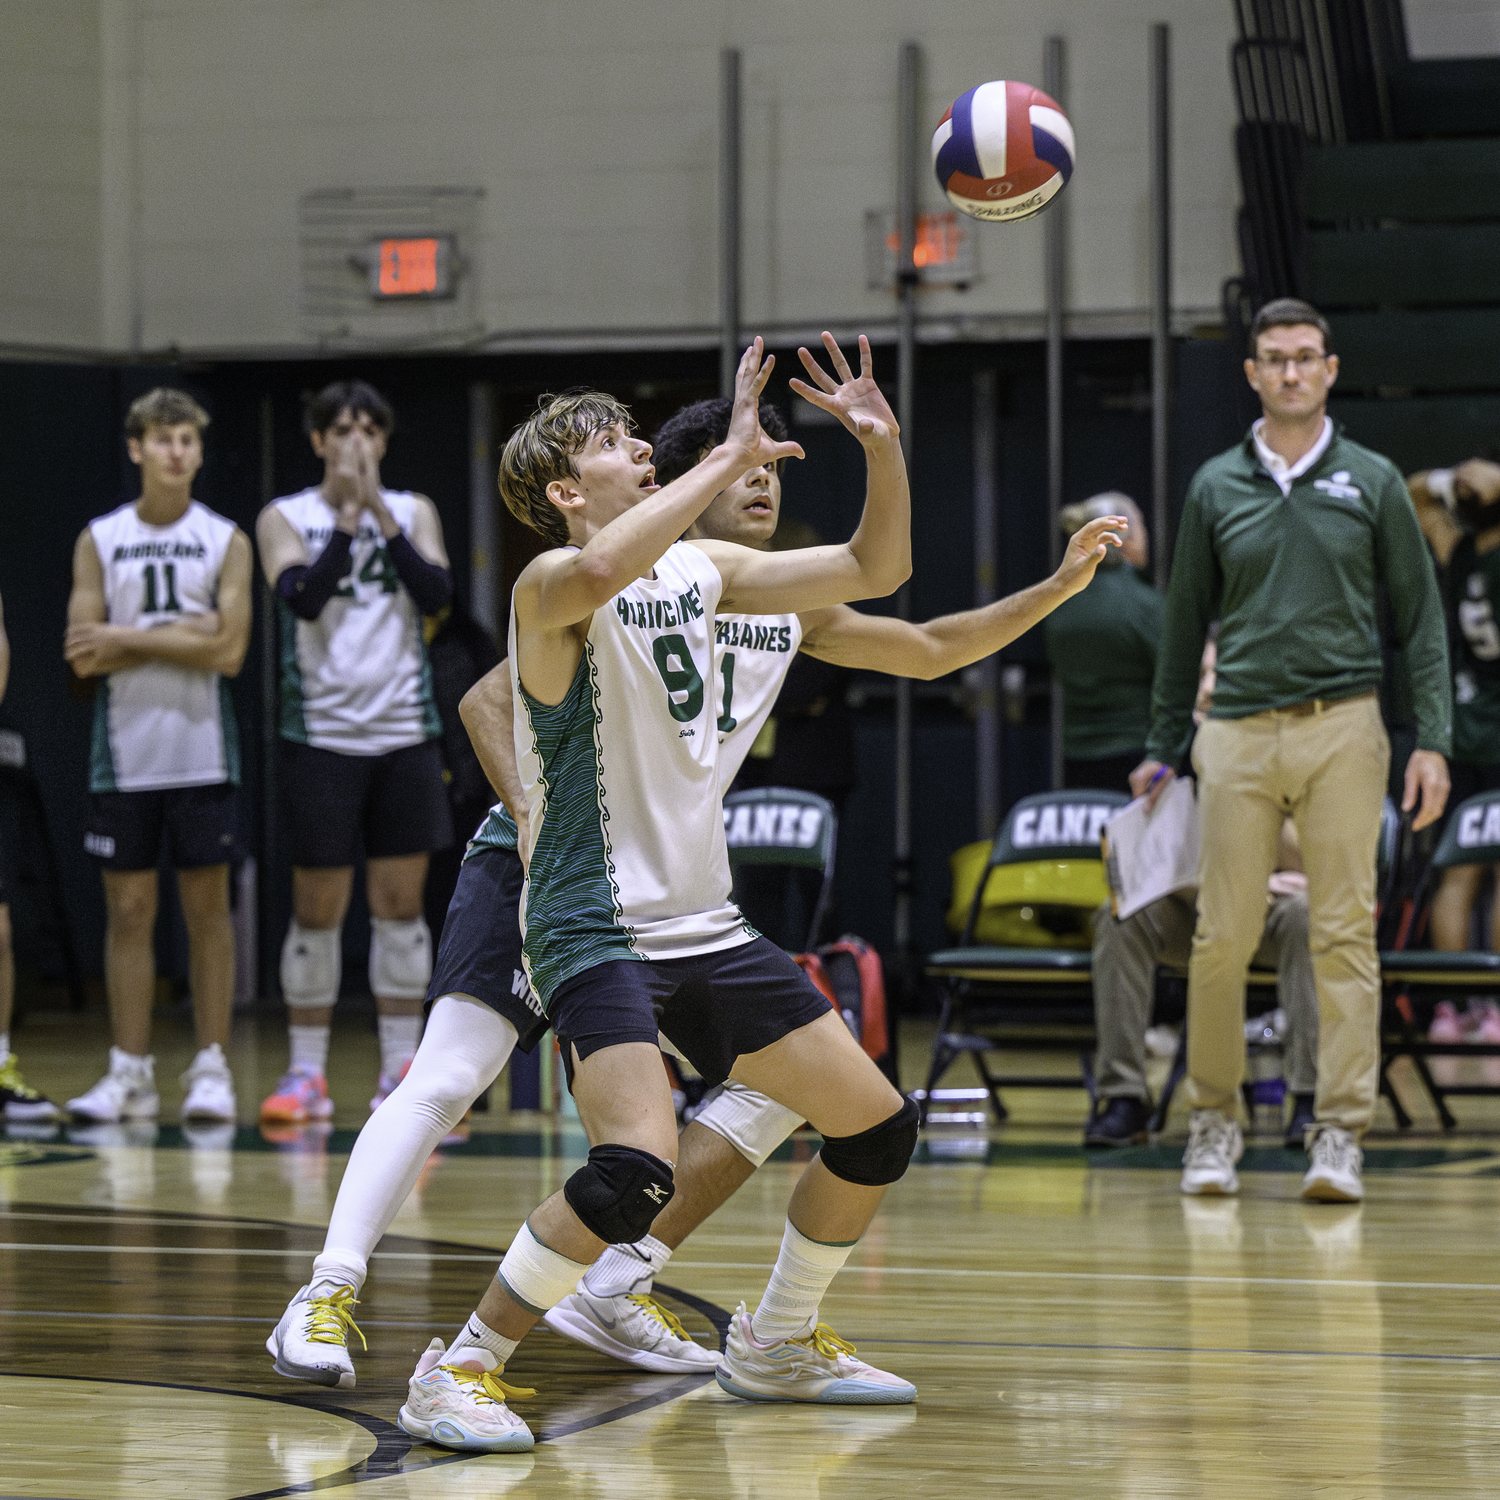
[303,379,395,437]
[651,398,788,486]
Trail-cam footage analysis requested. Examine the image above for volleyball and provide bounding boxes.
[932,80,1076,222]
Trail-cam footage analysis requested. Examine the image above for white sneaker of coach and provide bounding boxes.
[180,1044,237,1123]
[398,1338,535,1452]
[67,1047,160,1124]
[715,1303,917,1405]
[1301,1125,1364,1202]
[1180,1109,1243,1196]
[544,1286,720,1373]
[266,1283,365,1387]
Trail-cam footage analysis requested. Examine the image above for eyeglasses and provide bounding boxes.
[1254,352,1329,373]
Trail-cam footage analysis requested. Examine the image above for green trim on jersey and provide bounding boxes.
[218,678,242,787]
[417,637,442,741]
[520,645,639,1008]
[88,679,117,793]
[465,802,519,860]
[277,601,309,744]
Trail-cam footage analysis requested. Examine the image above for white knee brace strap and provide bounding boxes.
[280,922,341,1011]
[497,1223,591,1316]
[369,917,432,1001]
[694,1079,804,1169]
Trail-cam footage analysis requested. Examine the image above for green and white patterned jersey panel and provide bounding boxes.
[465,802,520,858]
[513,542,754,1008]
[273,487,440,755]
[712,612,803,788]
[87,500,240,793]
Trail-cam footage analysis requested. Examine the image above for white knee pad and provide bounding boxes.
[280,922,341,1011]
[369,917,433,1001]
[694,1079,804,1168]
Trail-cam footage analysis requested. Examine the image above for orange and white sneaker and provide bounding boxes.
[716,1303,916,1405]
[369,1059,412,1112]
[398,1338,535,1452]
[260,1067,334,1125]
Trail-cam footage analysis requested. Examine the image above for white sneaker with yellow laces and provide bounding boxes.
[398,1339,535,1452]
[716,1303,916,1404]
[266,1283,366,1388]
[544,1287,720,1373]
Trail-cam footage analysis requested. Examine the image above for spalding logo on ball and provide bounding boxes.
[932,80,1075,222]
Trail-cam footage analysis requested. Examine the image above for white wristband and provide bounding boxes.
[1427,468,1456,508]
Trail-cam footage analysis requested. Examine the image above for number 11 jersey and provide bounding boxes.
[87,499,240,793]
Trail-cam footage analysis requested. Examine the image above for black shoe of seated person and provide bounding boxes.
[1284,1092,1317,1151]
[1083,1096,1152,1148]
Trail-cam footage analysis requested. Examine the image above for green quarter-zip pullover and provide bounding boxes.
[1146,424,1450,766]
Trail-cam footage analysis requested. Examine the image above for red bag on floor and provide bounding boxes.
[795,936,889,1063]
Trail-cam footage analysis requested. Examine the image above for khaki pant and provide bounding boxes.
[1093,890,1317,1101]
[1186,693,1389,1135]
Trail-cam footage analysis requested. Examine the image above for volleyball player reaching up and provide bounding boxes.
[257,382,455,1127]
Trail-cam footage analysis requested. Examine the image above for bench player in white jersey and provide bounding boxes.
[266,388,1123,1393]
[256,381,456,1127]
[63,389,253,1128]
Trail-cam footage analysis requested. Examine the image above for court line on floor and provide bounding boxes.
[854,1336,1500,1365]
[9,1240,1500,1294]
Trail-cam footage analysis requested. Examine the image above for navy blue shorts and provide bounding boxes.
[85,783,238,871]
[548,935,834,1088]
[426,845,549,1052]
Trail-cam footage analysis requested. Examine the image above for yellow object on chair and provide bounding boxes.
[946,840,1110,950]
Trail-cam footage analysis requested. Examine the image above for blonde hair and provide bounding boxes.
[498,390,635,547]
[125,387,209,441]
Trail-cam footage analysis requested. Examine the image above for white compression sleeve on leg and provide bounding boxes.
[314,996,517,1289]
[368,917,432,1001]
[693,1079,804,1168]
[751,1220,856,1344]
[281,922,342,1011]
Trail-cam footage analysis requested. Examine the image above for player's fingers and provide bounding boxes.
[823,331,855,383]
[749,352,777,397]
[797,346,839,392]
[858,334,873,380]
[768,439,805,462]
[788,379,839,412]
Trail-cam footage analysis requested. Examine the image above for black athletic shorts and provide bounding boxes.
[281,738,455,868]
[548,935,833,1089]
[85,783,238,872]
[425,844,549,1052]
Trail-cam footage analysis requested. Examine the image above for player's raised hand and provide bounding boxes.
[790,334,898,446]
[1056,515,1127,595]
[727,338,805,470]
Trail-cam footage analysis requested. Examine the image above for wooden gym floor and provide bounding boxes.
[5,1012,1500,1497]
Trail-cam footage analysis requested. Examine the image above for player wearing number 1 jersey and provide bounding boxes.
[256,381,455,1128]
[65,388,253,1129]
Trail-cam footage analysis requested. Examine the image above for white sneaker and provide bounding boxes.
[398,1338,535,1452]
[1301,1125,1364,1202]
[544,1287,720,1373]
[1180,1109,1243,1196]
[181,1044,237,1123]
[67,1048,160,1123]
[716,1303,916,1405]
[266,1283,365,1387]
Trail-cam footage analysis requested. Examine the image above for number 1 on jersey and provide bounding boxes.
[717,652,738,733]
[142,561,181,613]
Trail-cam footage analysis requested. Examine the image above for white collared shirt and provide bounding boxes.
[1252,416,1333,497]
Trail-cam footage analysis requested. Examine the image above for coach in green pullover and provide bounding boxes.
[1134,298,1450,1205]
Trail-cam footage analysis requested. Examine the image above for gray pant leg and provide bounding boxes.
[1093,894,1197,1099]
[1252,890,1318,1096]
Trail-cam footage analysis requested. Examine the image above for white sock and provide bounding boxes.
[751,1220,856,1344]
[319,998,517,1289]
[308,1251,366,1299]
[289,1024,330,1077]
[582,1234,674,1297]
[378,1013,423,1077]
[0,1031,10,1060]
[451,1311,519,1366]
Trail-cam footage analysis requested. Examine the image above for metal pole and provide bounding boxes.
[893,39,920,966]
[719,48,742,398]
[1150,22,1173,590]
[1045,34,1067,790]
[257,395,278,1000]
[973,368,1000,839]
[468,382,498,638]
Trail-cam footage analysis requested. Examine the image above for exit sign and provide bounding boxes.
[364,236,457,299]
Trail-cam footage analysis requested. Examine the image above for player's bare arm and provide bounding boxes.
[514,339,802,704]
[64,530,254,678]
[459,660,530,863]
[798,514,1125,677]
[63,529,108,680]
[695,334,912,616]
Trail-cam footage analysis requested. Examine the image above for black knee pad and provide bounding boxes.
[564,1145,676,1244]
[819,1097,920,1186]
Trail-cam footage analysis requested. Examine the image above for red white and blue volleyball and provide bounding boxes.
[932,80,1076,222]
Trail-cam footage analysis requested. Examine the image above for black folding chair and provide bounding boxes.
[921,790,1129,1122]
[722,786,837,955]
